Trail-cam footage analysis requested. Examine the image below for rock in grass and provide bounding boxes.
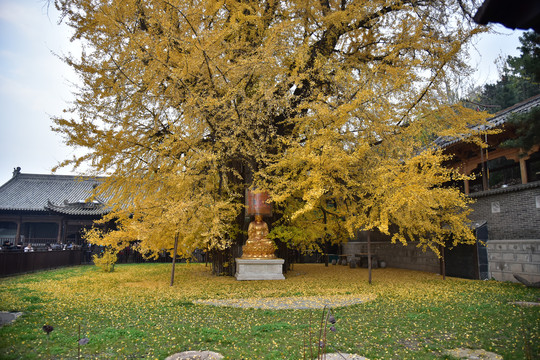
[0,312,22,327]
[165,351,224,360]
[444,348,502,360]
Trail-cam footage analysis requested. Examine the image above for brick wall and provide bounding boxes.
[469,182,540,282]
[468,182,540,240]
[342,241,440,274]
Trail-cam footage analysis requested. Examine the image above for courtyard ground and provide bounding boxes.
[0,263,538,359]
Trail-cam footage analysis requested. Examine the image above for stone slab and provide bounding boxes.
[0,312,22,327]
[321,354,369,360]
[235,258,285,280]
[165,351,223,360]
[194,295,370,309]
[444,348,502,360]
[511,301,540,307]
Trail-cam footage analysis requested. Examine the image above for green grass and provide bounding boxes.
[0,263,539,359]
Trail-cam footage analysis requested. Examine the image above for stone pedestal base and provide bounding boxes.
[235,258,285,280]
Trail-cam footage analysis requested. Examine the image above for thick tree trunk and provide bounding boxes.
[210,244,242,276]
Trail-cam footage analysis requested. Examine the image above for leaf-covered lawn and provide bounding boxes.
[1,263,538,359]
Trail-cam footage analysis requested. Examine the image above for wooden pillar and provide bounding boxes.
[519,157,528,184]
[464,179,470,195]
[480,148,488,191]
[57,219,63,244]
[15,217,21,245]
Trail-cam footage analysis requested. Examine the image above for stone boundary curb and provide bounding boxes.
[193,295,372,310]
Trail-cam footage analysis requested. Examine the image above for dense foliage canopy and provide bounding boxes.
[53,0,491,271]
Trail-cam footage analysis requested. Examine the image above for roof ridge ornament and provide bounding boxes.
[12,167,21,178]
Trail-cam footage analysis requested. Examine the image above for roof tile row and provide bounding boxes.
[0,173,107,215]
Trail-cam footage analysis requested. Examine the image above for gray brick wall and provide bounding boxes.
[342,241,440,274]
[469,182,540,282]
[469,183,540,240]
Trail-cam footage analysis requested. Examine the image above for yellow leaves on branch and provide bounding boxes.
[358,150,477,253]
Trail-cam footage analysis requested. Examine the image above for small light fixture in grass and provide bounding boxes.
[303,306,344,360]
[42,324,54,357]
[42,324,54,336]
[329,325,336,332]
[328,314,336,325]
[78,324,89,359]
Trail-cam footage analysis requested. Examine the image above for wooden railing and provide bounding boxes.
[0,250,83,277]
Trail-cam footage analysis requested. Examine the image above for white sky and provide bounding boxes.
[0,0,528,186]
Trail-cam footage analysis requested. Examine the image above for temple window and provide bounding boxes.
[487,156,521,189]
[526,150,540,182]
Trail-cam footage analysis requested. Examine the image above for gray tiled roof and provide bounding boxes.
[468,180,540,198]
[434,93,540,149]
[46,199,108,216]
[0,172,108,215]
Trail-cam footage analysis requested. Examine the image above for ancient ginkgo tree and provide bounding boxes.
[52,0,491,274]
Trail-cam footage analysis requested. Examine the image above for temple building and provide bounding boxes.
[441,94,540,282]
[438,94,540,195]
[0,168,107,250]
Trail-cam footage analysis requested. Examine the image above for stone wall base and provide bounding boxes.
[487,239,540,283]
[342,239,540,283]
[235,258,285,280]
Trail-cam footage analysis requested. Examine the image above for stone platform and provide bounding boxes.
[235,258,285,280]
